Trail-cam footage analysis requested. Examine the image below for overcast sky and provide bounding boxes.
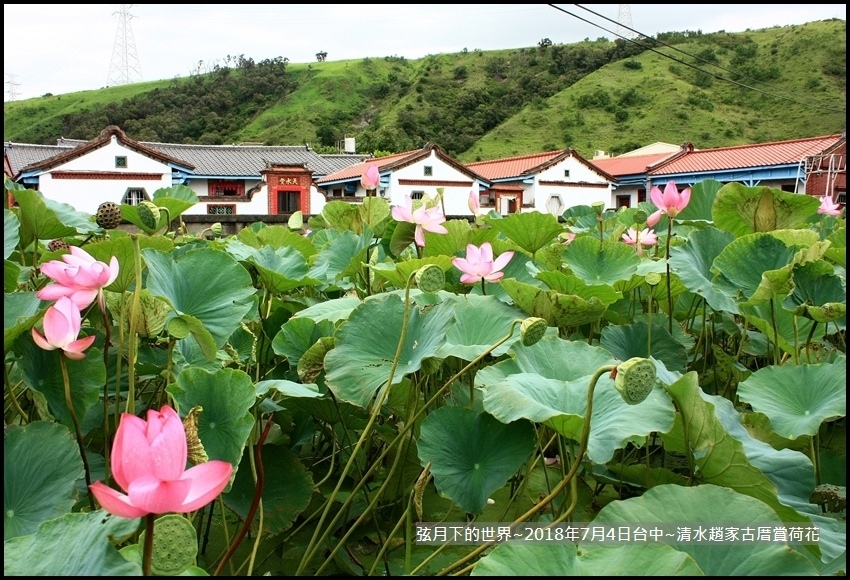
[4,4,846,102]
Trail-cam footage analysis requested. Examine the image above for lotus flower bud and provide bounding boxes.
[614,357,656,405]
[415,264,445,293]
[520,317,548,347]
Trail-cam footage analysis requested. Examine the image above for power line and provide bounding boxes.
[545,4,846,114]
[573,4,845,112]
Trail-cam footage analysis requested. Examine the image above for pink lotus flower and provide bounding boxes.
[31,296,96,360]
[622,227,658,256]
[646,181,691,227]
[89,405,233,518]
[361,164,380,191]
[468,190,487,218]
[452,242,514,284]
[817,195,841,216]
[391,195,449,247]
[37,246,119,310]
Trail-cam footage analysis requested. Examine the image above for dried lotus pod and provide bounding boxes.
[47,239,70,252]
[95,201,122,229]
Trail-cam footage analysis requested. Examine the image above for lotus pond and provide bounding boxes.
[3,177,846,576]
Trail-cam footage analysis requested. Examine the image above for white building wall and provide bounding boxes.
[34,138,172,214]
[181,179,271,215]
[384,152,483,216]
[531,156,613,214]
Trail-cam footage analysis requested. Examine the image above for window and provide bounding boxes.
[115,156,128,168]
[424,166,433,176]
[122,188,148,205]
[616,195,631,208]
[411,191,425,200]
[781,184,796,192]
[208,205,235,215]
[637,188,646,203]
[564,169,570,178]
[208,180,244,197]
[332,188,343,197]
[277,191,300,214]
[838,190,846,205]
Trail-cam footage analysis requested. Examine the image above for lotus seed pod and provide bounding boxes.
[210,222,223,237]
[95,201,122,229]
[137,200,161,231]
[633,209,648,225]
[614,357,656,405]
[591,200,605,215]
[520,317,548,347]
[415,264,445,293]
[645,272,662,286]
[47,239,70,253]
[138,514,198,576]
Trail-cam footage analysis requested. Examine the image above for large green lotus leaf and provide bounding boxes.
[600,322,688,374]
[480,368,674,464]
[484,211,563,256]
[740,301,828,356]
[83,233,174,293]
[712,183,820,236]
[322,200,364,233]
[248,245,321,293]
[479,335,617,383]
[223,444,313,535]
[4,208,20,260]
[272,317,336,367]
[148,184,198,224]
[536,270,623,306]
[4,422,84,540]
[436,294,531,361]
[3,510,141,576]
[667,226,739,314]
[563,235,641,286]
[500,278,608,328]
[737,361,846,440]
[663,370,837,558]
[307,228,370,290]
[372,255,454,289]
[255,379,322,400]
[142,247,256,348]
[421,219,478,258]
[16,338,104,435]
[255,225,317,259]
[674,178,723,224]
[711,233,800,306]
[388,220,418,257]
[591,484,818,576]
[824,226,845,267]
[472,540,701,576]
[5,259,21,293]
[783,260,846,323]
[4,291,42,351]
[417,407,535,514]
[292,295,362,323]
[359,196,391,235]
[167,367,256,468]
[12,187,102,240]
[324,294,454,408]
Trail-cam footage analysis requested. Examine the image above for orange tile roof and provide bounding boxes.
[590,152,679,177]
[316,150,416,183]
[650,135,843,175]
[466,150,562,180]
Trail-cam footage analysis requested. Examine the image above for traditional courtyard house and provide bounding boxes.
[799,134,846,205]
[5,126,368,218]
[590,145,687,209]
[316,142,491,216]
[466,148,617,216]
[646,134,845,196]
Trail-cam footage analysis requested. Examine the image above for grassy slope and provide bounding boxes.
[4,20,845,161]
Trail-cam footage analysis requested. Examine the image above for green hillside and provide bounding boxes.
[4,19,845,162]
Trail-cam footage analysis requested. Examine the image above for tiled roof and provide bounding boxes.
[466,150,562,180]
[4,142,78,175]
[590,152,680,177]
[650,134,844,176]
[316,150,421,184]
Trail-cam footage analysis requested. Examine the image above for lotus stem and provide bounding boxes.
[665,218,673,333]
[125,234,143,415]
[142,513,155,576]
[60,353,95,511]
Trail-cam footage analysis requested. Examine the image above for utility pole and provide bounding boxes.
[107,4,143,87]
